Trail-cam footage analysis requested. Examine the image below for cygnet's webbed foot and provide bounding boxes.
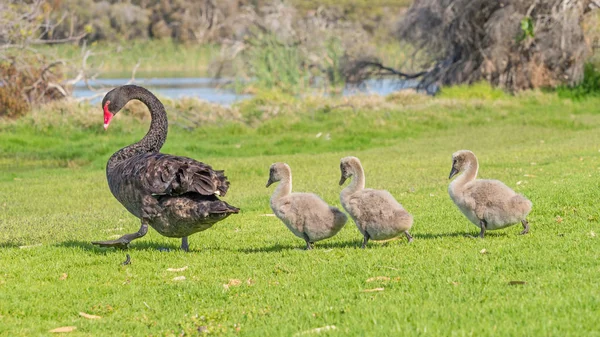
[91,238,131,249]
[520,220,530,235]
[92,222,149,249]
[478,220,487,239]
[180,236,189,252]
[404,231,413,243]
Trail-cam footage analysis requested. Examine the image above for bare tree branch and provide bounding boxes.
[352,61,428,79]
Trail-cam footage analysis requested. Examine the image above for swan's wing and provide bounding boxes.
[352,189,394,209]
[277,199,293,218]
[125,153,230,197]
[465,180,514,206]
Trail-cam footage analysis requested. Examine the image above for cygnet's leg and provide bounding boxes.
[180,236,189,252]
[361,232,370,249]
[92,220,149,249]
[404,231,413,243]
[520,220,530,235]
[478,220,487,239]
[302,233,313,250]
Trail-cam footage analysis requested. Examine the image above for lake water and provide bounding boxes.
[72,77,419,105]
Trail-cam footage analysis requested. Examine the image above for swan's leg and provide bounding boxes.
[404,231,413,243]
[302,233,313,250]
[92,221,149,249]
[361,232,370,249]
[478,220,487,239]
[180,236,189,252]
[520,220,530,235]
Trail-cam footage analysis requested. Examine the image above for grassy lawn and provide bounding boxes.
[0,88,599,336]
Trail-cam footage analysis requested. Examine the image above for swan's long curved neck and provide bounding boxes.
[107,89,168,169]
[271,173,292,201]
[454,161,479,188]
[344,162,365,194]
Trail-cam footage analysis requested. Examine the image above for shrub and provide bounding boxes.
[0,63,30,118]
[0,58,67,118]
[213,2,378,93]
[556,63,600,100]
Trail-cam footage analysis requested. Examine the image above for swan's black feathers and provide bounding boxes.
[94,85,238,249]
[115,152,230,198]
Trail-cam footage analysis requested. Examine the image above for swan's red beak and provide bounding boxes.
[103,101,113,130]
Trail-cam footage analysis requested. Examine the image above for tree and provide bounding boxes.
[395,0,598,92]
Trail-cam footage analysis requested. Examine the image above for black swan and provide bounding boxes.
[91,85,239,251]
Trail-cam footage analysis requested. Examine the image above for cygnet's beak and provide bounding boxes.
[448,167,459,179]
[266,177,274,188]
[339,175,347,186]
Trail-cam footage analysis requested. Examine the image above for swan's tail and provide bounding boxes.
[510,194,532,218]
[394,209,414,231]
[331,207,348,227]
[215,170,230,197]
[206,200,240,216]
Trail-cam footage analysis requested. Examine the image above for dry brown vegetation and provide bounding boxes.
[395,0,598,92]
[0,1,87,117]
[45,0,404,44]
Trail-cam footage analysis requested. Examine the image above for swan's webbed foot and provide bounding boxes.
[520,220,530,235]
[478,220,487,239]
[180,236,189,252]
[92,221,149,249]
[404,231,413,243]
[361,232,370,249]
[92,237,131,249]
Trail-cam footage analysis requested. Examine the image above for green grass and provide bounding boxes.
[44,40,220,78]
[1,89,600,335]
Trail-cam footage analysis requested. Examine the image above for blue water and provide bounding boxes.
[72,78,250,105]
[344,78,420,96]
[73,78,418,105]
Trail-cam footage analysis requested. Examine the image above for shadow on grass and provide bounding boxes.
[0,241,25,248]
[415,231,509,240]
[55,240,181,252]
[234,232,510,253]
[51,231,511,255]
[238,239,362,253]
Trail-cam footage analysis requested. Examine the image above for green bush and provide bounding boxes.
[246,34,308,93]
[556,63,600,100]
[236,33,347,94]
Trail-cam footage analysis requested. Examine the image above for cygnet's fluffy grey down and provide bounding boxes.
[339,156,413,248]
[448,150,532,238]
[266,163,347,250]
